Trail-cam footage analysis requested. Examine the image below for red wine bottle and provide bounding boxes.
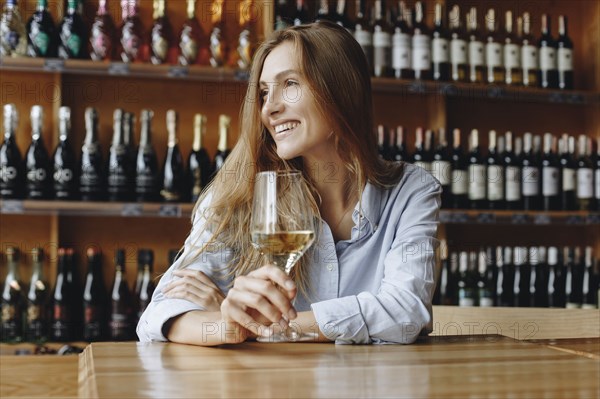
[541,133,560,210]
[51,248,78,342]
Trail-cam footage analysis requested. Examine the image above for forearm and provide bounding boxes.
[166,310,243,346]
[290,311,332,343]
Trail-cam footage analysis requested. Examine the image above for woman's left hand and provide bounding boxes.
[162,269,225,311]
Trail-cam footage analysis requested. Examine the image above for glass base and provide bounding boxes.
[257,331,319,343]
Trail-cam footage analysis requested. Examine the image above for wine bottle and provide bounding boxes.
[1,247,24,342]
[161,110,185,202]
[443,251,459,305]
[538,14,558,89]
[448,5,467,82]
[372,0,392,78]
[514,247,531,307]
[466,7,484,84]
[179,0,206,66]
[51,248,77,342]
[503,10,521,86]
[467,129,486,209]
[135,110,160,202]
[83,247,108,342]
[58,0,88,59]
[332,0,349,28]
[566,247,584,308]
[431,128,451,208]
[53,106,78,200]
[26,0,58,57]
[533,246,549,307]
[559,135,576,210]
[557,15,574,90]
[521,133,541,210]
[120,0,147,63]
[484,8,504,84]
[391,126,407,162]
[433,239,448,305]
[486,130,504,210]
[237,0,257,70]
[274,0,292,30]
[498,246,514,307]
[80,107,105,201]
[576,135,593,211]
[292,0,309,26]
[25,105,51,200]
[457,251,476,307]
[353,0,373,74]
[315,0,332,22]
[123,112,136,177]
[209,0,228,68]
[450,128,468,209]
[136,249,155,322]
[477,249,495,307]
[392,1,412,79]
[0,0,27,57]
[150,0,174,65]
[582,247,598,309]
[107,109,134,202]
[521,12,538,87]
[188,114,212,202]
[0,104,24,199]
[377,125,388,160]
[213,114,231,175]
[412,1,431,80]
[541,133,560,210]
[411,127,431,172]
[109,249,134,341]
[26,248,49,342]
[89,0,117,61]
[431,2,450,81]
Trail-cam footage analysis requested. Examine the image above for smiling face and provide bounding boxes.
[259,42,336,162]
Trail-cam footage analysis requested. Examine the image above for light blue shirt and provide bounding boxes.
[137,164,441,344]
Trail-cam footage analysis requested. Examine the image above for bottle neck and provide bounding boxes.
[6,254,19,278]
[488,131,497,151]
[98,0,108,15]
[192,115,205,151]
[470,130,479,151]
[541,14,550,35]
[67,0,77,14]
[434,3,443,28]
[467,8,477,32]
[186,0,195,19]
[153,0,166,20]
[167,111,178,148]
[523,13,531,36]
[217,116,230,152]
[559,15,567,36]
[505,11,513,34]
[415,2,424,24]
[84,113,99,145]
[452,129,461,149]
[112,111,124,146]
[37,0,47,12]
[212,0,224,25]
[543,134,553,154]
[140,111,152,146]
[505,133,513,152]
[486,9,496,33]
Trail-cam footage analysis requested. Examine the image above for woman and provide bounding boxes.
[137,21,441,345]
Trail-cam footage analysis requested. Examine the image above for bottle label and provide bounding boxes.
[414,161,431,173]
[458,291,475,307]
[562,167,575,191]
[522,166,540,196]
[66,34,82,57]
[53,167,74,184]
[412,34,431,71]
[468,164,486,200]
[468,41,484,66]
[522,44,538,70]
[431,161,451,185]
[577,168,593,199]
[373,29,391,48]
[479,296,494,307]
[33,32,50,56]
[354,30,373,47]
[450,39,467,64]
[53,304,71,322]
[451,170,468,195]
[558,48,573,72]
[180,38,199,64]
[595,169,600,199]
[431,38,449,63]
[504,43,520,69]
[392,32,411,70]
[152,35,169,63]
[487,165,504,201]
[542,167,560,196]
[539,47,557,71]
[0,164,19,191]
[506,166,521,201]
[485,42,503,67]
[91,30,111,60]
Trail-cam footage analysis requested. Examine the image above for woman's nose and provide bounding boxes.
[262,87,284,116]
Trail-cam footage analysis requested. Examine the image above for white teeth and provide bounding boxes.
[274,122,299,134]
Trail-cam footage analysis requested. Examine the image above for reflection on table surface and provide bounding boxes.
[79,335,600,398]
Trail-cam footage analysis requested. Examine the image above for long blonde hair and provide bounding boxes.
[182,21,403,296]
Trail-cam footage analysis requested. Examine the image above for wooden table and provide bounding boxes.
[78,336,600,398]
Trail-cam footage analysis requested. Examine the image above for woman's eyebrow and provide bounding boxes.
[259,69,300,86]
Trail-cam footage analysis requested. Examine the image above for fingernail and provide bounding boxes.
[285,280,296,290]
[279,318,288,331]
[288,308,297,320]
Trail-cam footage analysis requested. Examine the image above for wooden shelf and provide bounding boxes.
[439,209,600,225]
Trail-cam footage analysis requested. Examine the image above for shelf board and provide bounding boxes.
[1,57,597,105]
[1,199,598,224]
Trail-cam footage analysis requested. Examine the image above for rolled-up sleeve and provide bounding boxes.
[312,173,441,344]
[136,196,233,342]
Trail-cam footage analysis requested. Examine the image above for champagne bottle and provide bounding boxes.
[188,114,212,203]
[533,246,549,307]
[53,106,78,200]
[107,109,134,202]
[150,0,174,65]
[566,247,584,308]
[559,134,577,211]
[503,10,521,86]
[58,0,88,59]
[120,0,147,63]
[51,248,78,342]
[179,0,206,66]
[1,247,24,342]
[209,0,228,67]
[521,12,538,87]
[499,246,515,307]
[213,114,231,175]
[160,110,185,202]
[548,246,565,307]
[484,8,504,84]
[26,248,49,342]
[83,247,108,342]
[26,0,58,57]
[466,7,484,84]
[477,249,495,307]
[541,133,560,210]
[576,135,593,211]
[412,1,431,80]
[80,108,105,201]
[504,131,522,210]
[449,5,467,82]
[377,125,388,160]
[431,2,450,81]
[538,14,558,89]
[486,130,504,210]
[237,0,257,70]
[0,0,27,57]
[372,0,392,78]
[432,128,451,208]
[90,0,117,61]
[392,1,412,79]
[0,104,24,199]
[411,127,430,172]
[135,110,160,202]
[450,128,468,209]
[25,105,51,200]
[110,249,134,341]
[391,126,407,162]
[353,0,373,74]
[515,247,531,307]
[136,249,155,322]
[292,0,309,26]
[467,129,486,209]
[557,15,573,90]
[457,251,476,307]
[521,133,541,210]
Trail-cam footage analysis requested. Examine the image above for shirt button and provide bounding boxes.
[326,264,334,271]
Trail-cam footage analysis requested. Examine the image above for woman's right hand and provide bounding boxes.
[162,269,225,311]
[220,264,298,338]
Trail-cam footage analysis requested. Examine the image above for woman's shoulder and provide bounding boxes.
[390,162,441,196]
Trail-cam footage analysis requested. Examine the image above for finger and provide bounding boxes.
[164,275,214,294]
[165,285,224,309]
[228,281,294,324]
[249,265,296,294]
[221,299,268,338]
[172,269,221,290]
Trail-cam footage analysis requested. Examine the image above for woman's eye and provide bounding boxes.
[286,80,299,87]
[260,89,269,100]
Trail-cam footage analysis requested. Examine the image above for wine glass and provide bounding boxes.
[250,170,317,342]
